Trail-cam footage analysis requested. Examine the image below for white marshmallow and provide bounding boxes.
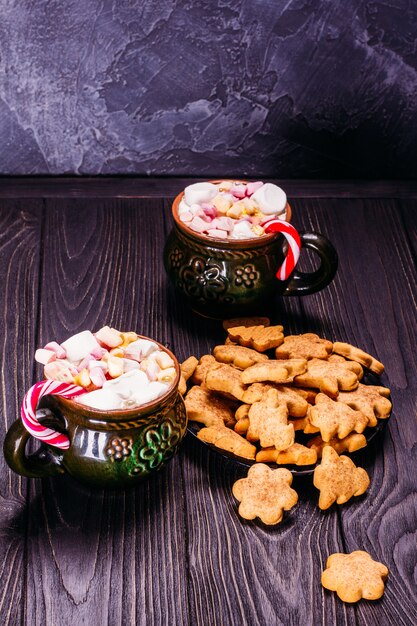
[251,183,287,216]
[231,221,257,239]
[122,358,141,372]
[178,198,190,215]
[125,339,158,361]
[77,389,122,411]
[184,182,218,207]
[61,331,101,363]
[103,370,149,399]
[131,382,168,405]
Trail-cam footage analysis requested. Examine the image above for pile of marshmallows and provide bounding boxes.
[35,327,176,411]
[178,180,288,239]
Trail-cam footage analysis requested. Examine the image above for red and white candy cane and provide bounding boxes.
[21,380,85,450]
[264,219,301,281]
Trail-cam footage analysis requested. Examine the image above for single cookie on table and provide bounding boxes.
[227,324,284,352]
[313,446,370,510]
[241,359,308,385]
[222,317,270,331]
[184,386,237,428]
[275,333,333,360]
[322,551,388,603]
[213,344,269,369]
[294,358,363,398]
[232,464,298,525]
[191,355,219,385]
[242,383,309,417]
[307,433,367,458]
[179,356,198,395]
[337,383,392,427]
[333,342,385,375]
[205,363,248,402]
[256,443,317,466]
[308,393,369,441]
[197,425,256,460]
[247,389,294,451]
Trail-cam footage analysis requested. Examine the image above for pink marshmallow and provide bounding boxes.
[89,367,107,388]
[43,341,66,359]
[230,184,247,198]
[207,229,228,239]
[202,206,217,219]
[141,359,161,382]
[90,346,107,360]
[216,217,235,232]
[77,356,94,371]
[179,211,193,223]
[188,216,210,233]
[246,181,264,196]
[44,361,75,383]
[35,348,57,365]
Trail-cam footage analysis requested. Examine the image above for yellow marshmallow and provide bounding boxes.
[212,194,232,214]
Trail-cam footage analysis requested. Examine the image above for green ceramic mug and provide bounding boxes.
[3,341,187,488]
[163,182,338,318]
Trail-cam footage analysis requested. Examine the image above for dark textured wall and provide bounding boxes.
[0,0,416,177]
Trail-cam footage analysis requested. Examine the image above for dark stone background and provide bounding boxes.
[0,0,416,177]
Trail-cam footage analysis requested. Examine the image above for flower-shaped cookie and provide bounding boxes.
[294,358,363,398]
[308,393,369,441]
[313,446,370,509]
[322,551,388,602]
[232,464,298,525]
[337,383,391,427]
[275,333,333,360]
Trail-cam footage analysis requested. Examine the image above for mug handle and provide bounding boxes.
[3,413,66,478]
[283,232,338,296]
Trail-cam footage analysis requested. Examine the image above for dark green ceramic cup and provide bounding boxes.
[4,342,187,488]
[164,183,338,318]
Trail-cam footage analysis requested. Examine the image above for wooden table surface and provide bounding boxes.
[0,179,416,626]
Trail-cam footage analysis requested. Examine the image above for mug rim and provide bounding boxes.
[55,335,181,420]
[171,179,292,249]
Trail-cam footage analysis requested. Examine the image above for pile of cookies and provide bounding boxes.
[180,317,391,505]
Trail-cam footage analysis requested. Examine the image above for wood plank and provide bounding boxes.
[0,200,43,626]
[292,198,417,624]
[24,199,189,626]
[0,177,417,199]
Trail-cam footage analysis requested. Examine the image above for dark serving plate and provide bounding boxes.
[186,370,391,476]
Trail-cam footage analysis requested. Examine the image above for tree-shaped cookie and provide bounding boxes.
[241,359,307,385]
[232,464,298,524]
[307,433,367,458]
[322,551,388,602]
[247,389,294,451]
[308,393,369,441]
[337,383,392,427]
[213,344,269,369]
[275,333,333,360]
[227,324,284,352]
[333,342,384,375]
[294,358,363,398]
[256,443,317,466]
[313,446,370,509]
[197,425,256,460]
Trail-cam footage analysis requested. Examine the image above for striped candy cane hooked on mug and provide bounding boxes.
[21,380,85,450]
[264,219,301,281]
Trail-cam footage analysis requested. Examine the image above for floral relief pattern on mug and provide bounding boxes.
[169,247,184,270]
[106,437,132,461]
[132,419,182,475]
[234,264,259,289]
[179,257,228,301]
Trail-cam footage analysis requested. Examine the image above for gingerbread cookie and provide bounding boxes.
[256,443,317,466]
[205,363,248,402]
[223,317,270,331]
[275,333,333,360]
[227,324,284,352]
[307,433,367,458]
[313,446,370,509]
[333,342,384,375]
[197,425,256,460]
[184,386,237,428]
[232,464,298,524]
[247,389,294,451]
[322,551,388,602]
[191,355,218,385]
[308,393,369,441]
[213,344,269,369]
[179,356,198,395]
[241,359,308,385]
[294,358,363,398]
[242,383,309,416]
[337,383,391,427]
